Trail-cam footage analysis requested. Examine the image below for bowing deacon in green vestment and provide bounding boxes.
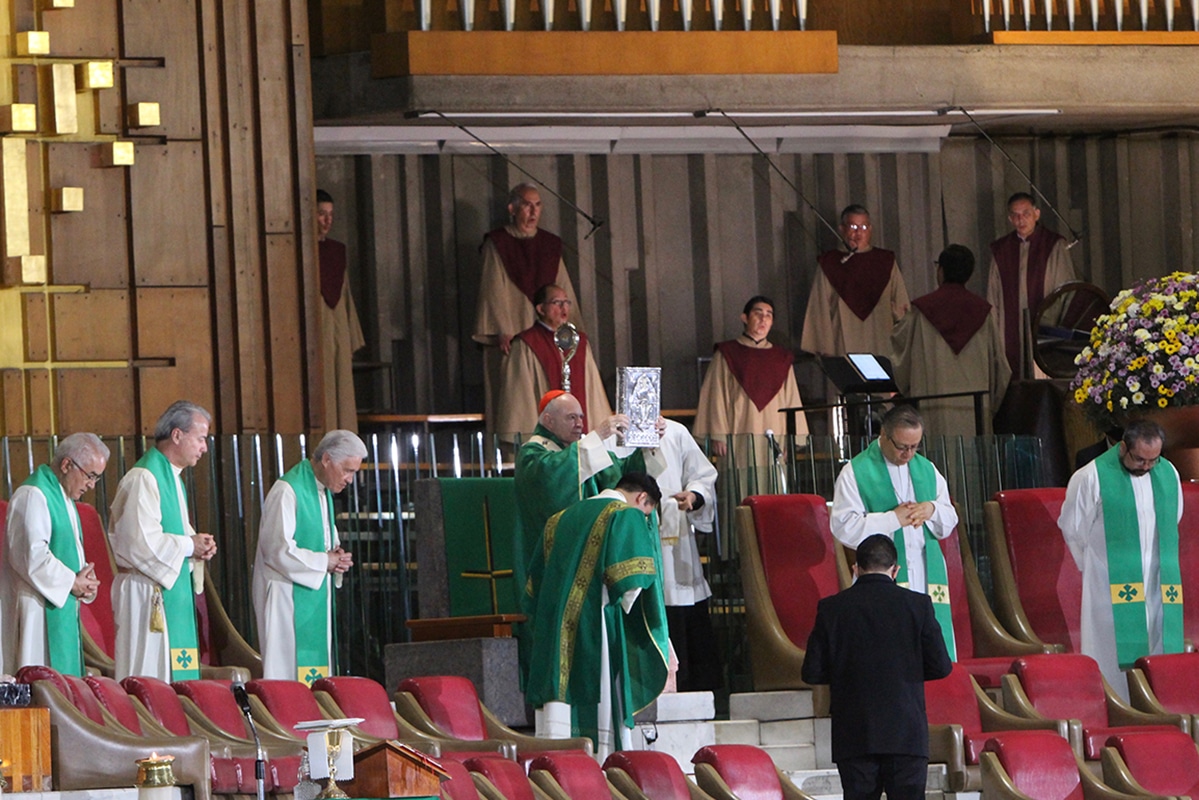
[830,405,959,659]
[253,430,364,684]
[1,433,108,676]
[109,401,217,681]
[1059,418,1184,701]
[524,472,670,760]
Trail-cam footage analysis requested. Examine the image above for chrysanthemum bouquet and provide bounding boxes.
[1070,271,1199,427]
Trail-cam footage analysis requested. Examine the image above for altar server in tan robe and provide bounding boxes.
[496,284,611,440]
[695,296,807,499]
[473,184,584,437]
[318,189,366,432]
[892,244,1011,438]
[801,204,910,361]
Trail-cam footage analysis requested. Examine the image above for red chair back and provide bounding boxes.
[15,664,72,699]
[983,732,1084,800]
[122,676,194,737]
[438,759,481,800]
[528,752,613,799]
[312,676,400,740]
[77,502,117,657]
[1106,730,1199,796]
[1134,652,1199,713]
[464,757,537,800]
[1178,483,1199,647]
[992,489,1078,652]
[397,676,489,741]
[692,744,784,800]
[84,675,144,734]
[603,751,692,800]
[246,679,326,738]
[1012,655,1107,729]
[172,679,247,738]
[941,528,976,659]
[743,495,841,649]
[925,664,983,733]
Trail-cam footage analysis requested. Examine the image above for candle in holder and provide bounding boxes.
[135,752,176,800]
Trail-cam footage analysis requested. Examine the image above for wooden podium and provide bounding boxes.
[341,740,449,798]
[0,707,52,792]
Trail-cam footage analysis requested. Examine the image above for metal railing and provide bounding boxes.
[979,0,1198,32]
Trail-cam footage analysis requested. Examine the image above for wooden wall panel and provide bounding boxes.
[46,143,129,289]
[129,144,208,286]
[58,368,136,434]
[22,294,47,361]
[257,1,298,234]
[2,369,26,435]
[122,0,203,139]
[134,287,216,435]
[52,290,131,361]
[25,139,45,260]
[264,233,305,432]
[43,0,120,57]
[26,369,52,435]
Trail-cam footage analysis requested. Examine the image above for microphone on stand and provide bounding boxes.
[231,679,266,800]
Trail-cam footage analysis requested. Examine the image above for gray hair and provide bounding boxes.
[1123,418,1166,450]
[508,183,539,210]
[154,400,212,442]
[881,405,923,435]
[52,433,110,471]
[314,430,367,463]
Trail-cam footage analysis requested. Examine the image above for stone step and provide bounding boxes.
[760,742,817,772]
[711,718,760,745]
[729,689,814,721]
[786,763,950,796]
[629,719,715,774]
[760,717,815,746]
[634,691,715,723]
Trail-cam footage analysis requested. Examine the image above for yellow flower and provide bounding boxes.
[1159,397,1169,408]
[1075,388,1088,404]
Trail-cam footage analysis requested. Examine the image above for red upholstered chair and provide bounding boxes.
[313,675,501,759]
[1001,654,1182,760]
[395,675,591,761]
[925,663,1067,792]
[1128,652,1199,739]
[16,665,213,800]
[75,502,119,676]
[172,678,307,788]
[980,731,1140,800]
[603,750,713,800]
[245,678,385,749]
[438,758,483,800]
[736,495,844,698]
[528,751,621,800]
[465,756,548,800]
[691,745,814,800]
[983,488,1073,652]
[1101,730,1199,797]
[1177,482,1199,647]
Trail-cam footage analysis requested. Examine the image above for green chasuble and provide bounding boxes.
[512,425,646,687]
[135,448,201,680]
[1094,446,1183,668]
[280,460,337,685]
[23,465,85,676]
[523,497,669,749]
[849,440,956,660]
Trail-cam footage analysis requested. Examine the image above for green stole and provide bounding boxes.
[1094,446,1183,668]
[850,440,956,660]
[280,460,336,685]
[135,448,201,680]
[23,465,85,676]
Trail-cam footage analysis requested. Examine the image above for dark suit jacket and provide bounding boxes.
[801,572,953,761]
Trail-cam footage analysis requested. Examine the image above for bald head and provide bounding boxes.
[540,393,585,443]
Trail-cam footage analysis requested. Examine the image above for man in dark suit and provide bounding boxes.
[802,533,953,800]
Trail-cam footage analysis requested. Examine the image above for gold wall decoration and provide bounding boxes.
[126,102,160,128]
[48,64,78,135]
[50,187,83,212]
[101,140,135,166]
[0,105,37,133]
[1,137,30,260]
[15,32,50,56]
[45,0,76,6]
[75,61,115,91]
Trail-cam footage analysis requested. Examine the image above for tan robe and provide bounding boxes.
[801,257,910,361]
[473,231,582,437]
[694,336,807,499]
[986,236,1075,380]
[891,304,1011,439]
[321,270,365,433]
[495,333,612,441]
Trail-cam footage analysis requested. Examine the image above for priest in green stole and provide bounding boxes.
[524,473,669,760]
[830,405,960,658]
[0,433,108,675]
[1060,418,1183,700]
[110,401,218,681]
[253,430,364,684]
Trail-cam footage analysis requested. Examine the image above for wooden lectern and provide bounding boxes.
[341,740,448,798]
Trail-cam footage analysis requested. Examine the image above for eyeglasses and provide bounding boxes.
[844,223,871,232]
[886,434,921,455]
[1123,453,1160,469]
[68,459,103,484]
[547,299,572,308]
